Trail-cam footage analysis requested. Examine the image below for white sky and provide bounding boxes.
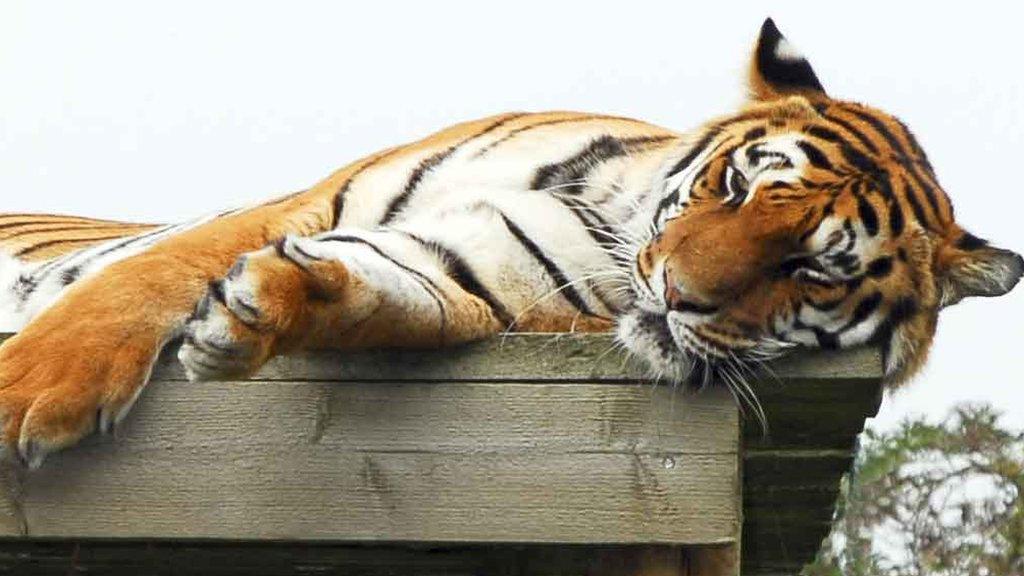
[1,2,1021,432]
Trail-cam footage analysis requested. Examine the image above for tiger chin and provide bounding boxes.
[0,19,1021,469]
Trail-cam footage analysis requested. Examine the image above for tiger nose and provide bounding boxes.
[663,271,719,315]
[665,282,685,310]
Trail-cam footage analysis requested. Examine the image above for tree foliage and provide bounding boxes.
[804,405,1024,576]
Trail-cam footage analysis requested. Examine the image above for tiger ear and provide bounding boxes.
[749,18,827,101]
[937,232,1024,307]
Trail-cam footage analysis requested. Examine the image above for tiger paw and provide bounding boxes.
[178,236,349,382]
[0,325,156,469]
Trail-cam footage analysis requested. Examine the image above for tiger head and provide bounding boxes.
[619,19,1022,387]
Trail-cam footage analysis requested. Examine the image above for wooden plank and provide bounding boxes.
[0,378,739,544]
[0,332,884,574]
[2,450,737,543]
[58,381,740,456]
[144,333,883,383]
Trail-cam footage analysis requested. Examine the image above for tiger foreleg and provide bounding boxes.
[0,196,338,467]
[178,230,504,382]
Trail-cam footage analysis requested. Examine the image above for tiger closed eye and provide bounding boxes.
[779,256,836,285]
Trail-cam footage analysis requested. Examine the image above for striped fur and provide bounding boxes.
[0,20,1020,468]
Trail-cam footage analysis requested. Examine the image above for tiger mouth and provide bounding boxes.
[615,307,704,387]
[616,306,792,390]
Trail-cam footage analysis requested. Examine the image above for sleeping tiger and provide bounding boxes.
[0,19,1020,469]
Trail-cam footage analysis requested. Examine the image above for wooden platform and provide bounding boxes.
[0,334,883,575]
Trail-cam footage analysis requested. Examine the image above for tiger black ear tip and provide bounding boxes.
[752,17,826,97]
[757,18,787,60]
[760,17,781,43]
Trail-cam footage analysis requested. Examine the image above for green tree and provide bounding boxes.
[804,405,1024,576]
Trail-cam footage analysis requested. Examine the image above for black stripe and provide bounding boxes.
[840,291,883,334]
[746,143,792,168]
[743,127,767,142]
[820,111,881,154]
[531,135,674,195]
[845,107,911,159]
[660,111,771,181]
[24,223,174,297]
[887,199,905,237]
[844,108,948,220]
[899,177,934,231]
[907,165,945,223]
[764,181,797,191]
[319,235,447,299]
[379,114,527,226]
[331,192,346,230]
[332,148,407,229]
[0,224,143,241]
[87,223,175,261]
[318,234,449,337]
[810,326,839,349]
[893,117,934,170]
[665,131,720,179]
[872,297,919,367]
[557,194,619,254]
[14,234,132,258]
[796,140,833,170]
[796,290,883,349]
[498,214,597,317]
[853,184,880,237]
[656,138,730,221]
[875,173,904,237]
[332,152,403,226]
[531,135,626,192]
[544,196,624,313]
[0,220,91,233]
[805,126,843,143]
[866,257,894,279]
[840,144,880,175]
[273,237,311,271]
[59,266,82,286]
[404,234,515,327]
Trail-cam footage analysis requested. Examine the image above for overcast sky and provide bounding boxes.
[2,2,1021,432]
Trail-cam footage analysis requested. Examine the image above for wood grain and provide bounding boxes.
[0,332,882,576]
[0,375,741,544]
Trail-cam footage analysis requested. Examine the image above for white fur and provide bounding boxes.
[0,251,35,333]
[773,38,805,62]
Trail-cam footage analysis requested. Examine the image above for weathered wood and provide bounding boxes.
[149,333,882,383]
[0,375,741,543]
[0,333,883,575]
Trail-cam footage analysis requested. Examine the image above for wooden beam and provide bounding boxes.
[0,364,742,543]
[0,333,882,575]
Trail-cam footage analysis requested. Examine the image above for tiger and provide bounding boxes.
[0,19,1020,469]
